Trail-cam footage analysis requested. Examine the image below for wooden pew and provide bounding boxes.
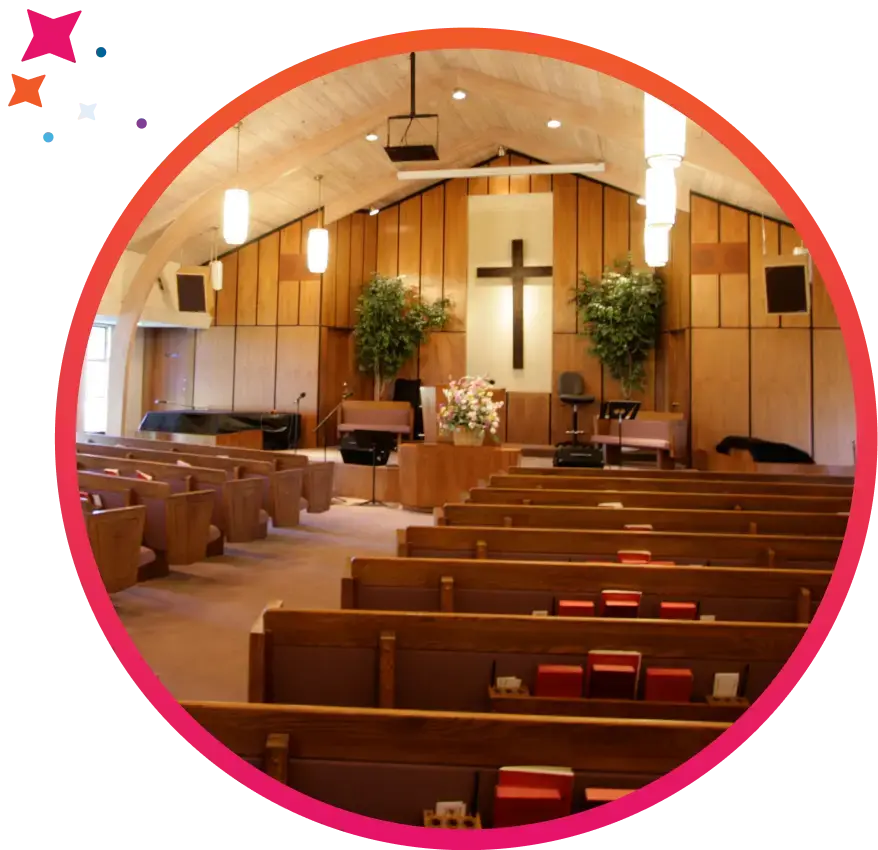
[436,502,848,538]
[342,556,828,623]
[76,442,303,528]
[78,433,334,513]
[182,700,729,826]
[248,606,804,722]
[508,465,855,486]
[490,473,853,498]
[396,525,841,569]
[81,503,150,593]
[77,453,266,543]
[78,471,215,575]
[467,486,852,514]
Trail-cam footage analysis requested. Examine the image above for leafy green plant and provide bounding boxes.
[354,273,451,399]
[573,257,664,399]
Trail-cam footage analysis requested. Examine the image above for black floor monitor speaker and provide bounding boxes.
[553,443,604,468]
[340,431,395,466]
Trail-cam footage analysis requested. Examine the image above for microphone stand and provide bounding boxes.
[313,390,351,463]
[293,395,304,454]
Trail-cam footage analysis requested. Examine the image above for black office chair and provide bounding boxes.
[557,371,596,446]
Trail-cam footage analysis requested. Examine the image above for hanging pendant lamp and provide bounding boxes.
[644,165,677,229]
[644,224,670,268]
[223,122,249,245]
[209,227,223,291]
[307,174,329,274]
[644,93,686,168]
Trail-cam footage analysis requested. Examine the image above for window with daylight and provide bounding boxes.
[82,324,112,433]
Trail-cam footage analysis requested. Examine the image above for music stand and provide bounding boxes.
[599,401,641,469]
[351,429,397,507]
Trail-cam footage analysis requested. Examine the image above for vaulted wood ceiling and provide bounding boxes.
[129,49,786,266]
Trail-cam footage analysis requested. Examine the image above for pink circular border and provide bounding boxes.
[55,28,876,849]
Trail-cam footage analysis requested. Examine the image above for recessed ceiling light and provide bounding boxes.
[369,207,379,216]
[452,89,467,100]
[365,132,379,142]
[547,119,562,129]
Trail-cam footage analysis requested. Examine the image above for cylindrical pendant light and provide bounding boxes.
[307,174,329,274]
[644,93,686,167]
[223,122,249,245]
[644,224,670,268]
[645,165,677,228]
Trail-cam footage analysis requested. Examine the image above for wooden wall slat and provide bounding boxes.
[363,211,379,281]
[779,225,810,328]
[193,327,235,409]
[335,216,352,329]
[419,332,466,387]
[376,206,399,278]
[299,213,322,326]
[348,214,366,329]
[488,154,511,196]
[420,186,444,304]
[602,187,630,268]
[236,242,259,325]
[719,206,748,328]
[691,196,720,329]
[663,210,690,332]
[233,326,278,410]
[629,195,646,269]
[398,196,422,291]
[552,174,578,334]
[750,329,812,454]
[443,178,468,331]
[811,262,838,328]
[321,221,338,328]
[275,326,320,448]
[278,223,301,325]
[749,214,780,328]
[509,154,531,195]
[216,253,238,326]
[813,330,855,465]
[257,232,279,326]
[691,328,750,455]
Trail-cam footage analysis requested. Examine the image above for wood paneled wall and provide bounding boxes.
[683,194,853,465]
[144,153,660,447]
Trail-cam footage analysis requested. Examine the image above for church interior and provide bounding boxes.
[75,49,854,829]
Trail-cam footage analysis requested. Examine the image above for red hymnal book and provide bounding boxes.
[644,667,694,702]
[584,787,633,808]
[659,601,698,620]
[498,766,574,812]
[135,470,154,481]
[535,665,583,698]
[586,651,641,699]
[557,600,595,618]
[103,468,120,476]
[493,787,564,827]
[600,590,642,618]
[617,550,651,564]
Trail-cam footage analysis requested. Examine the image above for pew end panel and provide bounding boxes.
[304,463,335,513]
[223,477,267,542]
[164,490,218,565]
[84,505,147,594]
[270,468,304,528]
[249,600,285,703]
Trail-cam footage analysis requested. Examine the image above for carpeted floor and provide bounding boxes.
[112,501,434,702]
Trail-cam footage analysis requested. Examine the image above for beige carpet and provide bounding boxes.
[113,502,434,702]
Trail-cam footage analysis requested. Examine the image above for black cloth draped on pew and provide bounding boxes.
[716,435,814,464]
[139,410,301,450]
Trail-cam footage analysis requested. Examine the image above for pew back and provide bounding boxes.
[437,502,848,537]
[83,505,146,593]
[344,556,829,623]
[251,607,805,713]
[182,700,728,826]
[467,486,851,514]
[491,473,853,498]
[397,525,841,569]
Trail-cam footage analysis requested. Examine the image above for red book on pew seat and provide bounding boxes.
[644,668,694,702]
[103,468,120,476]
[586,651,641,699]
[557,600,595,617]
[493,786,564,827]
[584,788,633,808]
[135,469,154,481]
[600,590,642,618]
[660,602,698,620]
[618,550,651,564]
[535,665,583,698]
[498,766,574,812]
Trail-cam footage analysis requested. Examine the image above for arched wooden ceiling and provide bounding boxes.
[129,49,785,267]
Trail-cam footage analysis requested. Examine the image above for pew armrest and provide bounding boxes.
[248,600,284,703]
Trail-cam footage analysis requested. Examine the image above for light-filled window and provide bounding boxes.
[82,325,112,433]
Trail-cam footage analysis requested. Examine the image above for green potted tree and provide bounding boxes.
[573,257,664,399]
[353,273,451,400]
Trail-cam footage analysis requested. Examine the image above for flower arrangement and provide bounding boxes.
[437,376,504,446]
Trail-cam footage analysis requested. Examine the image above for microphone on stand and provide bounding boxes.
[342,381,354,400]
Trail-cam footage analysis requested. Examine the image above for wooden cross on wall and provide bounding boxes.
[476,239,553,369]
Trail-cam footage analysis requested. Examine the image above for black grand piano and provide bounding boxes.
[138,408,301,450]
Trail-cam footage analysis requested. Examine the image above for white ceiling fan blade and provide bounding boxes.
[396,162,606,180]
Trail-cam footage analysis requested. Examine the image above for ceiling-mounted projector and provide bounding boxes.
[384,52,439,163]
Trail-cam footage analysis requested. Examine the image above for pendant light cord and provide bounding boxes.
[316,174,324,228]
